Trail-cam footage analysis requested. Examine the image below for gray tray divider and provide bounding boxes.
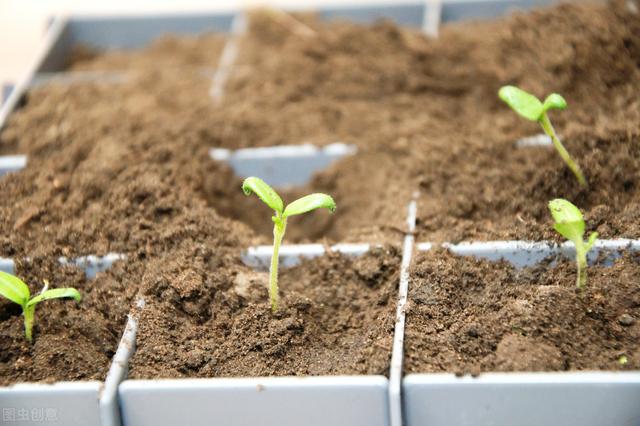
[440,0,557,23]
[99,314,138,426]
[516,133,553,147]
[58,253,127,279]
[29,71,129,88]
[29,67,217,89]
[210,143,357,187]
[210,12,247,103]
[318,3,426,28]
[0,16,68,130]
[1,142,358,186]
[0,155,27,176]
[2,83,13,105]
[403,371,640,426]
[422,0,442,37]
[0,253,125,277]
[242,242,372,269]
[0,381,103,426]
[388,197,419,426]
[62,12,235,51]
[440,239,640,268]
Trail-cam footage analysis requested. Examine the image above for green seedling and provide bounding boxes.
[242,176,336,312]
[0,271,81,342]
[499,85,587,187]
[548,199,598,290]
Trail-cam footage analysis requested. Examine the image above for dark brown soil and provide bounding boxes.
[68,33,227,71]
[0,257,137,385]
[405,250,640,374]
[129,246,399,378]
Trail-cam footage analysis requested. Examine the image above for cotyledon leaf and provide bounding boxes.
[242,177,284,213]
[499,85,543,121]
[283,193,336,218]
[27,288,82,307]
[0,271,30,306]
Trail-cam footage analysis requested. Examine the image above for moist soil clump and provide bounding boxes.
[129,246,399,378]
[0,258,138,385]
[405,250,640,374]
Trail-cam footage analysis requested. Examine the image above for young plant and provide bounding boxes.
[548,199,598,290]
[499,85,587,187]
[242,176,336,312]
[0,271,81,342]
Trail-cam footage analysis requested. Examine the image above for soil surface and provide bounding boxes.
[405,250,640,374]
[0,257,137,385]
[69,33,227,71]
[129,246,399,378]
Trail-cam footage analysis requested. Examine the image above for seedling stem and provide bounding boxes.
[499,85,587,187]
[242,177,335,312]
[270,212,287,312]
[539,113,587,187]
[548,199,598,289]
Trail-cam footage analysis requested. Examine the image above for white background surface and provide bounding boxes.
[0,0,418,86]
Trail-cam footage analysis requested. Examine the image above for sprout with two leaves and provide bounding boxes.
[548,199,598,289]
[0,271,81,342]
[499,85,587,187]
[242,177,336,312]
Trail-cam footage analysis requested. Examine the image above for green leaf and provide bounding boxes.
[542,93,567,113]
[27,288,81,307]
[283,193,336,218]
[548,199,585,243]
[548,199,584,224]
[0,271,30,306]
[585,232,599,251]
[498,85,543,121]
[242,177,283,213]
[553,222,585,244]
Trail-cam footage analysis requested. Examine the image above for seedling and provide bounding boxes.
[0,271,81,342]
[548,199,598,289]
[499,85,587,187]
[242,176,336,312]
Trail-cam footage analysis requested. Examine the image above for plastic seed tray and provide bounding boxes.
[0,2,637,426]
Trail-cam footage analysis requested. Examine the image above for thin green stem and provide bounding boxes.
[23,304,35,343]
[269,215,287,313]
[539,113,587,188]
